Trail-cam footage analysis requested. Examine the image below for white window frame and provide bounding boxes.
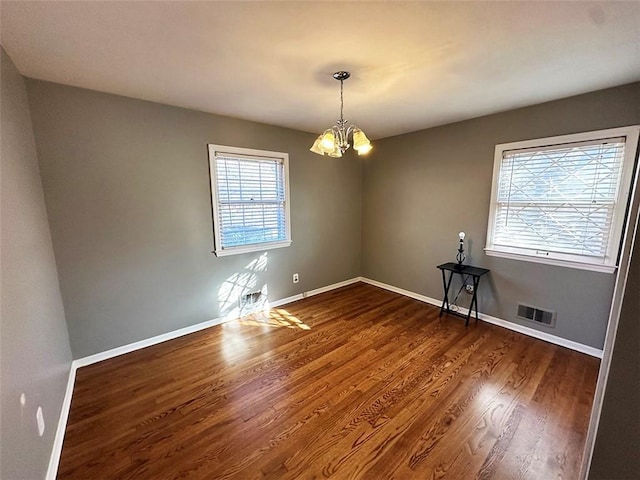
[208,144,292,257]
[485,126,640,273]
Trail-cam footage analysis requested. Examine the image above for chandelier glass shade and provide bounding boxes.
[310,71,372,157]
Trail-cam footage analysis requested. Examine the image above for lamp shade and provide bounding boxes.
[310,136,325,155]
[320,130,336,151]
[328,143,343,158]
[353,129,372,155]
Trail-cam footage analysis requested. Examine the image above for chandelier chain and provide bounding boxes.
[340,79,344,122]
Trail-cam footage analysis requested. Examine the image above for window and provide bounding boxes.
[485,126,639,273]
[208,144,291,257]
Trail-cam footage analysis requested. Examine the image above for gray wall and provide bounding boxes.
[26,79,363,359]
[362,82,640,349]
[1,49,73,479]
[589,223,640,479]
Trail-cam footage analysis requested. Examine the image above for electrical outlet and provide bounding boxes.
[465,284,474,294]
[293,273,299,283]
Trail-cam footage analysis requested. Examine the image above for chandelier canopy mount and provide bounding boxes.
[333,71,350,82]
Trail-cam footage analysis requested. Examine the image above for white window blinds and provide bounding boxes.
[208,145,291,256]
[494,139,625,257]
[486,126,639,273]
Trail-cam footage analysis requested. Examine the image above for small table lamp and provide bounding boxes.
[456,231,466,266]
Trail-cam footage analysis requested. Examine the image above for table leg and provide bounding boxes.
[464,277,473,326]
[469,275,481,324]
[439,270,453,317]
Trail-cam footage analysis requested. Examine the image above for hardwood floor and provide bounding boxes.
[58,282,599,479]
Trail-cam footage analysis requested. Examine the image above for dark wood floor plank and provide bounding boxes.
[57,282,599,479]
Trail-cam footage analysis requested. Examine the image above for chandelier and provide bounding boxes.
[310,71,372,157]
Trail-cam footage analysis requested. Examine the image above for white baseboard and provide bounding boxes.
[304,277,362,297]
[72,316,230,368]
[360,277,603,359]
[475,311,603,358]
[360,277,442,306]
[270,293,304,307]
[46,363,77,480]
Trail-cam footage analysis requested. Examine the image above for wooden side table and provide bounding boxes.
[436,262,490,326]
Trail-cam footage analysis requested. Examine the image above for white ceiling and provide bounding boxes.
[2,1,639,139]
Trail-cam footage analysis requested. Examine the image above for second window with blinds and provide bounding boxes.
[208,144,291,257]
[485,126,639,273]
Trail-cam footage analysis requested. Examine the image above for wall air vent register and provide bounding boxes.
[517,303,556,327]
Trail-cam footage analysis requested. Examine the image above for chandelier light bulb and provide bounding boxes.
[320,130,336,150]
[353,128,372,155]
[457,232,466,265]
[357,144,372,155]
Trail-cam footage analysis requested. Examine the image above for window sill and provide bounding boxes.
[213,240,292,257]
[484,248,617,274]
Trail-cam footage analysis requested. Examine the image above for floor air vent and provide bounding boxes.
[517,303,556,327]
[242,291,262,305]
[239,291,265,315]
